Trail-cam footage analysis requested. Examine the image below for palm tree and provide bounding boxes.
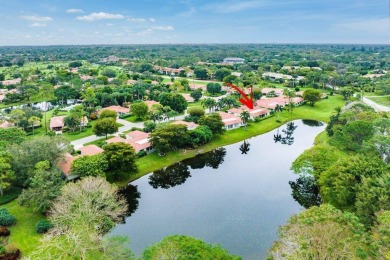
[240,110,250,130]
[217,99,225,111]
[201,98,217,112]
[28,116,41,135]
[274,104,283,121]
[287,102,295,114]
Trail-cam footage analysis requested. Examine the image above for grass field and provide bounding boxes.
[120,95,346,184]
[4,201,44,257]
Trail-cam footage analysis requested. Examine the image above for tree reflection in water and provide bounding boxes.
[274,122,298,145]
[148,148,227,189]
[239,140,250,154]
[149,162,191,189]
[289,175,322,208]
[301,119,324,127]
[118,184,141,217]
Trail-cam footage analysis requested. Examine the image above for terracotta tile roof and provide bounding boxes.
[181,93,194,102]
[79,145,103,156]
[229,105,270,118]
[1,78,21,86]
[50,116,65,129]
[80,75,94,81]
[172,120,199,130]
[0,121,13,128]
[218,112,242,126]
[144,100,160,109]
[189,84,206,91]
[106,136,128,144]
[57,153,75,176]
[126,130,151,152]
[101,105,129,114]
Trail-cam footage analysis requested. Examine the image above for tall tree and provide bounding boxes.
[92,118,118,139]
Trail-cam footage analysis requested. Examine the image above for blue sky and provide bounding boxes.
[0,0,388,45]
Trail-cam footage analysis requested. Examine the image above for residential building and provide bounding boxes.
[223,57,245,64]
[50,116,66,131]
[218,112,243,130]
[79,145,104,156]
[126,130,152,153]
[228,106,270,119]
[100,105,130,116]
[1,78,22,86]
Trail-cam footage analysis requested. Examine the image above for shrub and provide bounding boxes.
[136,150,147,158]
[36,219,53,234]
[0,208,16,227]
[0,227,10,236]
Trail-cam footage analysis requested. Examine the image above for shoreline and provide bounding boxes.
[120,95,344,186]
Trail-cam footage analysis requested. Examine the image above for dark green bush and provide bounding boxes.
[36,219,53,234]
[0,208,16,226]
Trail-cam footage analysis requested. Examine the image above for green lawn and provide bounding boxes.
[124,115,145,123]
[4,201,44,257]
[119,95,346,184]
[365,96,390,107]
[83,135,115,147]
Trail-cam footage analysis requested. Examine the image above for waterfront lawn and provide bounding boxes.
[4,201,44,257]
[127,95,345,182]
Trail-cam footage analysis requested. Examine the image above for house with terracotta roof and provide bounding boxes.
[105,136,128,144]
[172,120,199,130]
[105,130,152,153]
[1,78,21,86]
[0,121,13,129]
[144,100,160,109]
[218,112,243,130]
[50,116,66,131]
[57,153,76,176]
[261,88,284,96]
[181,93,194,103]
[228,105,270,119]
[79,145,104,156]
[101,105,130,116]
[126,130,152,153]
[80,75,94,81]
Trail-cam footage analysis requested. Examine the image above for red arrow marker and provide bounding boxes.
[226,83,254,109]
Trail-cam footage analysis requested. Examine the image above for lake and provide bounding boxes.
[112,120,326,259]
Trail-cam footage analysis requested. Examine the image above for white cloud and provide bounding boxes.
[178,7,196,17]
[127,17,146,22]
[66,9,84,14]
[76,12,125,22]
[334,18,388,35]
[20,15,53,22]
[150,26,174,31]
[207,0,266,13]
[149,18,156,22]
[29,23,47,27]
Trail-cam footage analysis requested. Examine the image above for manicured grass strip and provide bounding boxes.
[4,201,44,257]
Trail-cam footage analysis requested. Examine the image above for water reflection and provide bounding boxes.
[302,120,324,127]
[239,140,250,154]
[289,175,322,209]
[274,122,298,145]
[149,162,191,189]
[148,148,227,189]
[118,184,141,217]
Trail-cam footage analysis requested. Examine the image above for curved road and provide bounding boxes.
[362,96,390,112]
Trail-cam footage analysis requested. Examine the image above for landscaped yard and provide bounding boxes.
[3,201,44,257]
[120,95,346,184]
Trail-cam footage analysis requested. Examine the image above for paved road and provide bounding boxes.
[362,97,390,112]
[71,114,189,150]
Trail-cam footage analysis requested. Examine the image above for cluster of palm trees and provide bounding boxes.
[148,105,176,123]
[201,96,238,112]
